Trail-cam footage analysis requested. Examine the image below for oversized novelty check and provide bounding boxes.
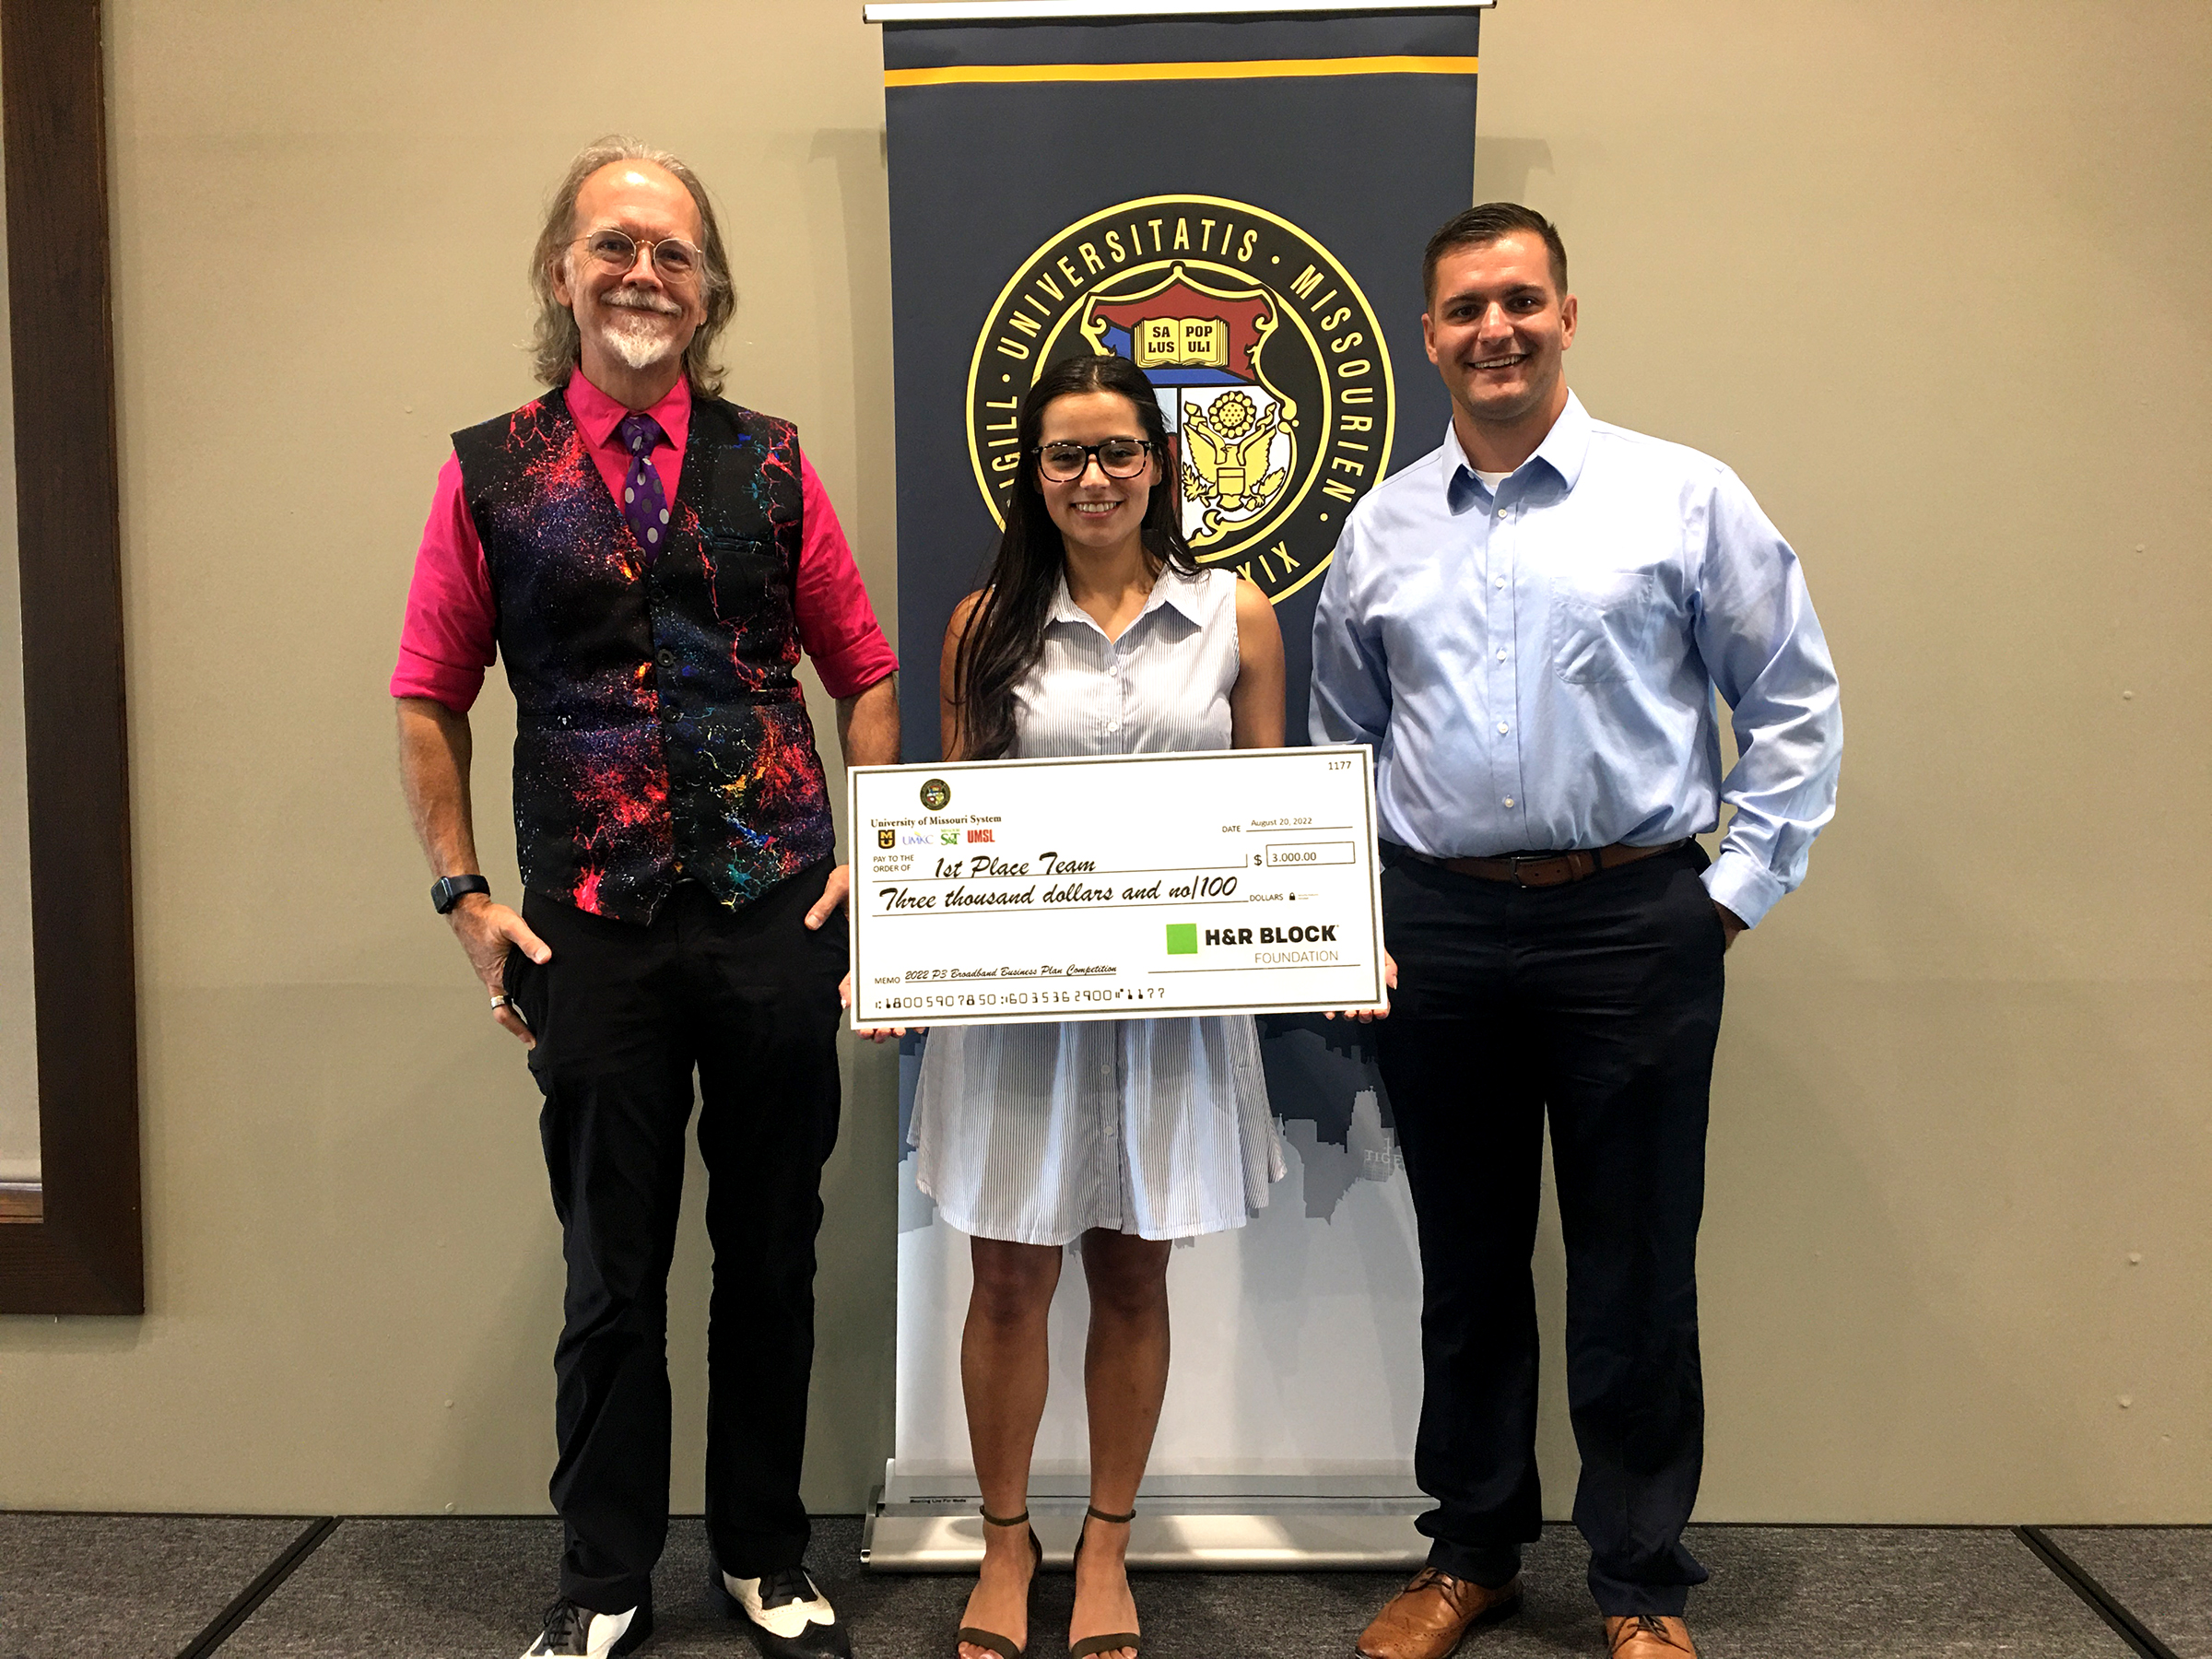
[847,747,1385,1029]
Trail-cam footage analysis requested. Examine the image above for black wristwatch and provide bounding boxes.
[431,874,491,914]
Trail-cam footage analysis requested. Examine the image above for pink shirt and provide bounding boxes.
[392,373,898,712]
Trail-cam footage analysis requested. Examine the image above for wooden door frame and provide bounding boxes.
[0,0,144,1314]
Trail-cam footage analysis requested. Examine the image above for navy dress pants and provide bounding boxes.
[502,868,846,1615]
[1374,842,1725,1618]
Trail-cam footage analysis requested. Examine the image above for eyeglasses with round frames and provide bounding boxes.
[1034,438,1157,482]
[573,227,707,284]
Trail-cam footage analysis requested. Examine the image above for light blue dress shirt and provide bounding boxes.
[1309,393,1842,927]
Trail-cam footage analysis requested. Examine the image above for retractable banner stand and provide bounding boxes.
[864,0,1487,1570]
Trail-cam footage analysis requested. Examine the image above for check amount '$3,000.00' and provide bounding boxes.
[846,747,1387,1030]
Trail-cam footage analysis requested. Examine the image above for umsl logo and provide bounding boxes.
[877,829,896,849]
[967,829,994,843]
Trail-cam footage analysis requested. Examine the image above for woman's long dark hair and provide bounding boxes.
[949,354,1198,760]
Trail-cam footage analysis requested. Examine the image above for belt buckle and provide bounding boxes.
[1507,851,1558,888]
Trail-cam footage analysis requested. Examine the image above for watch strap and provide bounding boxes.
[431,873,491,914]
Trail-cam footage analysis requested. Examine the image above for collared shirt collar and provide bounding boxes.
[1048,562,1207,636]
[1528,390,1592,490]
[1441,389,1594,512]
[563,371,693,455]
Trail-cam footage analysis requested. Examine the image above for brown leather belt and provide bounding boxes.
[1391,838,1688,888]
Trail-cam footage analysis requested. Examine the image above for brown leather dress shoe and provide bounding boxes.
[1354,1567,1523,1659]
[1605,1614,1698,1657]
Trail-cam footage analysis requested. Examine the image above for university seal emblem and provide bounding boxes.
[967,195,1394,603]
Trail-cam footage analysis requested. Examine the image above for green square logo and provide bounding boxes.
[1164,924,1198,956]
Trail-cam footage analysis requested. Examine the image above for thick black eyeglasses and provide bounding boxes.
[1034,438,1156,482]
[573,227,707,283]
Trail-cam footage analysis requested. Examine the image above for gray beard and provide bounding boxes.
[597,307,678,372]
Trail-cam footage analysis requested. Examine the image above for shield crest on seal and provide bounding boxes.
[1082,265,1297,551]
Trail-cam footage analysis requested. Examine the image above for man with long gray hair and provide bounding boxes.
[393,138,897,1659]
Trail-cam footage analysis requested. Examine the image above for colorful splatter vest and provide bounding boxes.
[452,383,833,924]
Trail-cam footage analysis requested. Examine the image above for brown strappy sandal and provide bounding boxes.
[956,1506,1044,1659]
[1067,1505,1140,1659]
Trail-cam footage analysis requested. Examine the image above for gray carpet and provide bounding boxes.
[223,1517,1014,1658]
[1100,1526,2139,1658]
[0,1512,309,1659]
[216,1518,564,1658]
[1677,1527,2135,1659]
[218,1517,2139,1658]
[2047,1527,2211,1659]
[0,1513,2168,1657]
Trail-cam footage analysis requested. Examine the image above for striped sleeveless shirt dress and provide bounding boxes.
[909,565,1285,1243]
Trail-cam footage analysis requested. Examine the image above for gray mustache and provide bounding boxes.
[604,287,682,317]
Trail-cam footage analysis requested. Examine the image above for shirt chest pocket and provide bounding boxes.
[1547,566,1664,687]
[700,532,792,624]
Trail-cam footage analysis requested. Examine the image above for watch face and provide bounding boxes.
[432,876,480,913]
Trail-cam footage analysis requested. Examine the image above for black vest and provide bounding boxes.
[452,383,833,923]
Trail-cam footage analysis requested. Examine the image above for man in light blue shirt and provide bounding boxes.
[1328,206,1841,1659]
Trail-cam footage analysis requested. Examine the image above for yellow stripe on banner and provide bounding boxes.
[884,54,1478,88]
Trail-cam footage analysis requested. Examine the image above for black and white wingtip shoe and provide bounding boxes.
[521,1595,653,1657]
[714,1564,853,1658]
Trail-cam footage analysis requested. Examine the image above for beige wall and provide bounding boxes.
[0,0,2202,1523]
[1481,2,2211,1522]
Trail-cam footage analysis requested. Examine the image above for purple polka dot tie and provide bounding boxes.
[616,412,672,565]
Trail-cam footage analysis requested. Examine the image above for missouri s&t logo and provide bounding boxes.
[968,194,1394,604]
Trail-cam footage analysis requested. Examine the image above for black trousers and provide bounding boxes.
[1374,842,1724,1618]
[502,869,846,1614]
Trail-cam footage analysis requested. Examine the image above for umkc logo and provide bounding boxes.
[967,195,1395,604]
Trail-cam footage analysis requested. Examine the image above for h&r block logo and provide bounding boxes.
[1164,924,1197,956]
